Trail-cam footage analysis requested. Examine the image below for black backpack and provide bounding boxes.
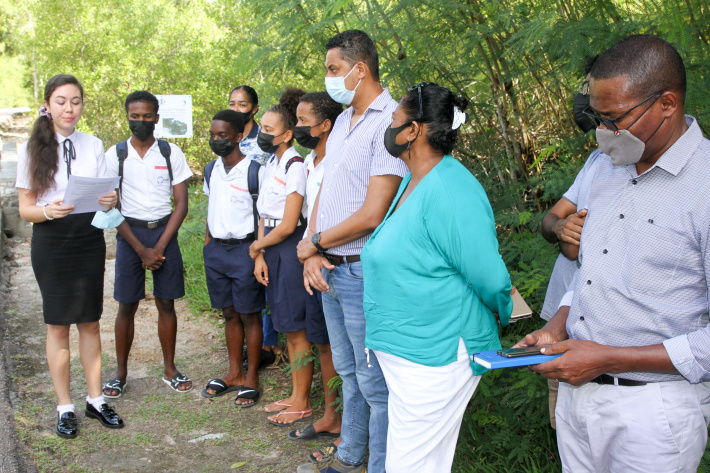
[116,139,172,199]
[204,159,262,235]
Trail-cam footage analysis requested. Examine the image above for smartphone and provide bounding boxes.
[497,346,546,358]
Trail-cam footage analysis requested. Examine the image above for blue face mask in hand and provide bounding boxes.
[91,208,125,229]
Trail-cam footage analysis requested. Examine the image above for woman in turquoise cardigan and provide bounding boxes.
[362,82,513,473]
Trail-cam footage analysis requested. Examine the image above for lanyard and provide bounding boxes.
[63,139,75,179]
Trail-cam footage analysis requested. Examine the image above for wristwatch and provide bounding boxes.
[312,232,327,252]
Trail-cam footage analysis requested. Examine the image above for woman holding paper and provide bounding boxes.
[16,74,123,439]
[361,82,513,473]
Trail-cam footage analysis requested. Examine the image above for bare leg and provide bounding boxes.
[235,312,262,406]
[295,343,341,437]
[206,306,246,396]
[155,297,190,390]
[105,302,138,396]
[267,329,313,425]
[76,321,102,399]
[47,324,72,405]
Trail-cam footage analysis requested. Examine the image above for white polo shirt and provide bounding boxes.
[203,156,265,240]
[256,146,307,220]
[305,150,326,221]
[16,130,108,206]
[105,138,193,220]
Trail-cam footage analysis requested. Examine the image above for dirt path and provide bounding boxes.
[5,235,332,473]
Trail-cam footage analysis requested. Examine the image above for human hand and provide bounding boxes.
[140,248,165,270]
[297,237,319,263]
[303,254,334,295]
[254,254,269,286]
[47,199,74,219]
[553,209,587,246]
[249,241,262,260]
[98,191,118,210]
[530,339,613,386]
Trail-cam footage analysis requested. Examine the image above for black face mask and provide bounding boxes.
[234,109,253,128]
[209,137,237,157]
[257,131,282,154]
[294,124,323,149]
[572,93,596,133]
[129,120,156,141]
[384,122,411,158]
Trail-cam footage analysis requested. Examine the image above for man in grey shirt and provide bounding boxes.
[519,34,710,472]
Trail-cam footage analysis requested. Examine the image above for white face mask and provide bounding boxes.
[596,117,666,166]
[324,65,361,105]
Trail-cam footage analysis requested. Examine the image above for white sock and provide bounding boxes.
[57,404,75,416]
[86,394,105,411]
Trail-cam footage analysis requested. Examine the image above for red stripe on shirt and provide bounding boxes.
[155,166,168,169]
[274,176,286,186]
[230,184,248,192]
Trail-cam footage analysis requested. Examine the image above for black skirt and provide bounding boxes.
[31,213,106,325]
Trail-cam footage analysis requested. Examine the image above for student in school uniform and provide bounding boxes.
[202,109,265,407]
[247,88,313,425]
[228,85,278,368]
[16,74,123,439]
[102,91,194,398]
[288,92,343,442]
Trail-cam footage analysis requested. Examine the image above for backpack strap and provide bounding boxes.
[247,160,261,235]
[116,141,128,200]
[285,156,307,227]
[203,160,217,191]
[157,139,174,185]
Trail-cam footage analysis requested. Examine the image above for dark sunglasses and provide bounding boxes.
[582,92,662,133]
[408,81,438,121]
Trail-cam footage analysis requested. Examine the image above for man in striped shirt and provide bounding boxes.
[518,35,710,472]
[296,30,407,473]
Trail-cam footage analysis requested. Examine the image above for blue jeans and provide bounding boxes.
[322,261,388,473]
[262,295,278,346]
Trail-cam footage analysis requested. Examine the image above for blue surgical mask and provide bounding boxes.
[91,208,125,229]
[325,65,361,105]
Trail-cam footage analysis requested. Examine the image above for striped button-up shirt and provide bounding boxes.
[316,89,408,256]
[564,116,710,383]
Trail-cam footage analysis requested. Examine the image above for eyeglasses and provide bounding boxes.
[408,81,438,121]
[582,92,662,133]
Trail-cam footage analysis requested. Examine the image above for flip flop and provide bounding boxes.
[263,400,292,413]
[102,379,127,399]
[267,409,313,427]
[201,378,243,399]
[288,423,340,441]
[309,442,338,463]
[162,373,193,393]
[234,388,262,408]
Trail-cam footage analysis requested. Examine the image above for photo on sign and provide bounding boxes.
[155,95,193,138]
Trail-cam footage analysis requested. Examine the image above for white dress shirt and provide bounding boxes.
[203,156,264,240]
[105,138,193,220]
[256,146,307,220]
[16,130,108,206]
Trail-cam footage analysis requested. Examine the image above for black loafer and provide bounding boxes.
[56,412,78,439]
[84,403,124,429]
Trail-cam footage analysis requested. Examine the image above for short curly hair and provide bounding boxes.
[125,90,159,114]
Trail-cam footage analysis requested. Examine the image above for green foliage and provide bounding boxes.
[5,0,710,469]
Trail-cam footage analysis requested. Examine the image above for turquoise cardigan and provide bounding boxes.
[362,155,513,375]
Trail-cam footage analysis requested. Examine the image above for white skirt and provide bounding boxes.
[374,338,480,473]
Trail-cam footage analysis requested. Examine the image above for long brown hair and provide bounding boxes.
[27,74,84,196]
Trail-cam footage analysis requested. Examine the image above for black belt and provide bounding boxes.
[588,373,647,387]
[214,233,255,246]
[323,253,361,266]
[125,214,171,229]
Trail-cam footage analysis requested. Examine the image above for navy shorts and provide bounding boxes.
[305,291,329,345]
[262,227,307,333]
[114,224,185,304]
[203,239,265,313]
